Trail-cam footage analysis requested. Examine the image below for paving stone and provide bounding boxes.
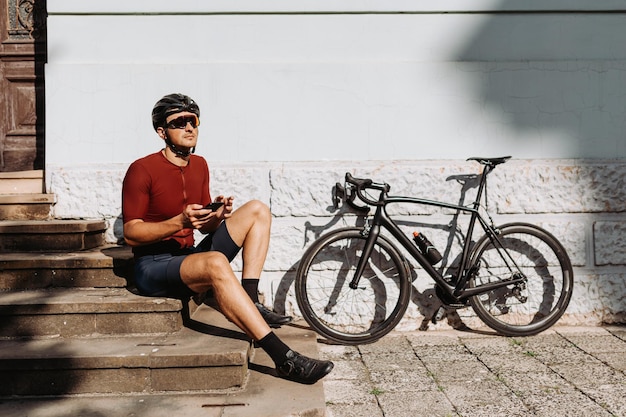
[549,361,623,389]
[326,401,384,417]
[357,334,414,354]
[425,358,497,384]
[440,379,518,410]
[322,378,378,405]
[562,334,626,353]
[583,383,626,417]
[499,370,612,417]
[360,350,421,372]
[377,390,455,417]
[458,335,521,355]
[592,352,626,372]
[406,332,463,347]
[321,357,369,381]
[368,368,438,392]
[477,353,551,374]
[413,344,474,361]
[455,403,533,417]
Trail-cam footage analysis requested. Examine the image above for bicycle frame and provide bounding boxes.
[349,164,526,303]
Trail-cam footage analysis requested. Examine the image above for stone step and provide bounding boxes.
[0,305,327,415]
[0,219,106,252]
[0,310,251,396]
[0,288,183,338]
[0,245,133,290]
[0,170,44,194]
[0,194,55,220]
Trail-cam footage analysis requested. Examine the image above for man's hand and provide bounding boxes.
[216,195,235,219]
[186,195,234,230]
[185,204,215,230]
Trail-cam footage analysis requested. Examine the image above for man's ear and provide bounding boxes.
[156,127,167,140]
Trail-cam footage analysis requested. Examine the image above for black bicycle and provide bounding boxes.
[295,156,574,345]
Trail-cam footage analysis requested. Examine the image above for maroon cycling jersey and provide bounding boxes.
[122,151,211,252]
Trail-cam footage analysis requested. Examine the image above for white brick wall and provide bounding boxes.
[48,158,626,327]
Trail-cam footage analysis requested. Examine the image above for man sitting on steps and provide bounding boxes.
[121,93,333,385]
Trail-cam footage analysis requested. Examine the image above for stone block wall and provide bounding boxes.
[47,157,626,329]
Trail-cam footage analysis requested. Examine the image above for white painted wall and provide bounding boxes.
[46,1,626,167]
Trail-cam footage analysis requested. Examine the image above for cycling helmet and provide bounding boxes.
[151,93,200,130]
[151,93,200,157]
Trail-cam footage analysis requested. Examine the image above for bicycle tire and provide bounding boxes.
[295,227,411,345]
[468,223,574,336]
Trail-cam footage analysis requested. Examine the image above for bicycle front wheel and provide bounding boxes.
[469,223,574,336]
[295,227,411,345]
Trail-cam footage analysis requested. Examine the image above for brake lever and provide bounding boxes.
[332,183,345,209]
[331,182,370,214]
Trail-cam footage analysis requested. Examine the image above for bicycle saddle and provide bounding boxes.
[467,156,511,166]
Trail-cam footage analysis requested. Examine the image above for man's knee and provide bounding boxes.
[183,252,231,280]
[245,199,271,220]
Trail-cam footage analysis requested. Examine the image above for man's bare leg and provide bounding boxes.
[179,251,333,384]
[224,200,292,325]
[180,251,269,339]
[224,199,271,278]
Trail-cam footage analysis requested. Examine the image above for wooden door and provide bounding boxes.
[0,0,46,172]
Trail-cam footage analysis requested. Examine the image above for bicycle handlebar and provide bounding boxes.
[334,172,390,211]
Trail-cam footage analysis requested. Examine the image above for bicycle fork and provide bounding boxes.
[349,222,380,289]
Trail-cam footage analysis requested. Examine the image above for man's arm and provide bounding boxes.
[123,215,187,247]
[124,203,225,246]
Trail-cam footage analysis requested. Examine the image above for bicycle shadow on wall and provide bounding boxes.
[454,1,626,162]
[274,171,484,336]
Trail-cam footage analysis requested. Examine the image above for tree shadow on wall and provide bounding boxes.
[454,1,626,160]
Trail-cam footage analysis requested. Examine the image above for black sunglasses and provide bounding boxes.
[166,115,200,129]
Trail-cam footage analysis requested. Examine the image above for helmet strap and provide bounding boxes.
[164,131,194,157]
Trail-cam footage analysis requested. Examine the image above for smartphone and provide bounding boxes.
[203,201,224,211]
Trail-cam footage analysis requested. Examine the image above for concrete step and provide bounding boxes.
[0,305,327,416]
[0,170,44,194]
[0,194,55,220]
[0,313,251,395]
[0,245,133,290]
[0,288,184,338]
[0,219,106,252]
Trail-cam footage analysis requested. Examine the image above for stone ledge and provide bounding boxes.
[0,288,184,338]
[0,245,133,290]
[0,288,181,315]
[0,220,107,252]
[0,219,105,233]
[0,327,250,395]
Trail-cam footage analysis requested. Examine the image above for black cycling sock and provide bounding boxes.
[242,278,260,303]
[257,332,291,365]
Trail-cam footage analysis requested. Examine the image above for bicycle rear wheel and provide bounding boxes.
[295,227,411,345]
[469,223,574,336]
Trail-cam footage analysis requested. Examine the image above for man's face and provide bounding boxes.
[158,111,200,150]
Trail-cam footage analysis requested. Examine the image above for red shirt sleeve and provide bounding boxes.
[122,159,151,224]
